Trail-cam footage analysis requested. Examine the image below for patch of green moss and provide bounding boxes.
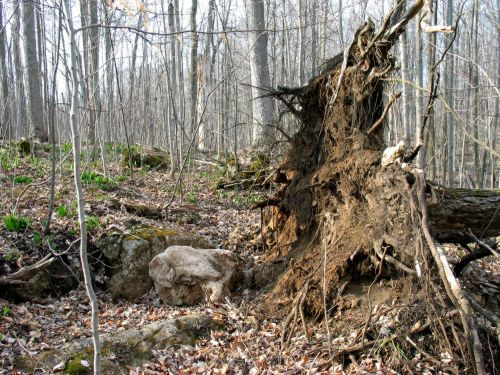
[250,152,270,172]
[127,226,179,242]
[66,354,90,375]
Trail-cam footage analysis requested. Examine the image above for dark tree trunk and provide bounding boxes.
[428,187,500,242]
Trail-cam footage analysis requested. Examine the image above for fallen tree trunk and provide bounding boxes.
[427,186,500,241]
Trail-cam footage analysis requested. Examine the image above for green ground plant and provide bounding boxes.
[12,176,33,184]
[3,249,21,262]
[33,232,43,246]
[0,305,11,319]
[86,216,101,231]
[246,192,264,206]
[62,143,72,154]
[1,155,19,171]
[81,171,115,191]
[56,204,71,218]
[68,227,78,237]
[3,214,30,232]
[187,191,199,204]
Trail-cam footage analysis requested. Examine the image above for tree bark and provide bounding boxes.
[88,0,100,155]
[12,3,27,137]
[21,0,47,142]
[248,0,275,148]
[0,0,11,138]
[63,1,101,373]
[471,0,480,187]
[445,0,455,186]
[427,186,500,241]
[190,0,198,140]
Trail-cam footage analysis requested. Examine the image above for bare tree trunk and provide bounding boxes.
[35,1,49,138]
[298,0,307,85]
[88,0,100,156]
[166,1,178,176]
[415,9,424,168]
[445,0,455,186]
[338,0,344,49]
[320,0,329,61]
[127,16,142,144]
[248,0,275,148]
[44,0,63,234]
[103,17,115,176]
[174,0,185,152]
[190,0,199,141]
[21,0,47,141]
[398,1,409,147]
[0,0,11,138]
[63,1,101,373]
[426,0,437,180]
[493,0,500,188]
[12,5,27,137]
[198,0,215,150]
[310,0,317,74]
[471,0,480,187]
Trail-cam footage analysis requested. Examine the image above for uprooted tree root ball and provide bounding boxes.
[254,5,499,374]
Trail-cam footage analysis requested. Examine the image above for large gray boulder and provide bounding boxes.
[149,246,241,305]
[97,226,213,300]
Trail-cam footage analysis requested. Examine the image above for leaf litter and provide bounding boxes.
[0,150,497,374]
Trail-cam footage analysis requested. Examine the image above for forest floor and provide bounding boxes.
[0,143,498,374]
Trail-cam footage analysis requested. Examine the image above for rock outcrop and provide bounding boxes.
[14,314,220,374]
[97,226,213,300]
[149,246,241,305]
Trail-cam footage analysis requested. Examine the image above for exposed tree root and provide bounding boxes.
[0,255,54,289]
[257,1,499,372]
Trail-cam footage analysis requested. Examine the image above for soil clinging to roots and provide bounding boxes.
[256,3,499,373]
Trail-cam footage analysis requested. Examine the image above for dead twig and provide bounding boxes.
[414,168,486,375]
[280,280,310,351]
[361,245,388,347]
[373,238,416,274]
[467,230,499,258]
[367,92,401,135]
[454,247,494,277]
[9,254,55,280]
[405,336,457,373]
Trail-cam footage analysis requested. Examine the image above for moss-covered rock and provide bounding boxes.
[18,138,31,156]
[97,225,213,301]
[14,314,221,374]
[122,147,169,170]
[66,355,90,375]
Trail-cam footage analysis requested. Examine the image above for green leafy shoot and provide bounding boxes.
[33,232,43,246]
[187,192,199,204]
[3,214,30,232]
[56,204,71,218]
[3,249,21,262]
[81,171,115,191]
[0,305,11,319]
[13,175,33,184]
[86,216,101,231]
